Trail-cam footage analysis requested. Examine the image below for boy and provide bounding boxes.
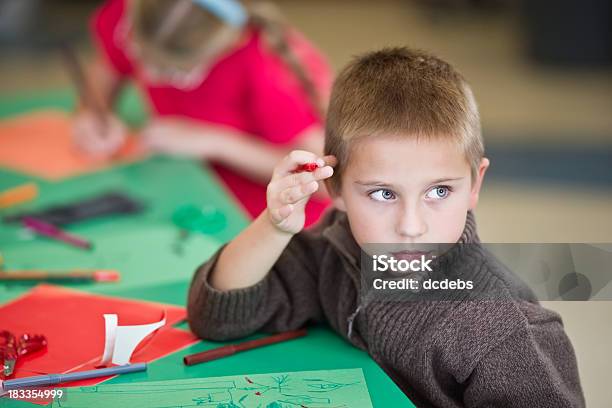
[187,47,584,407]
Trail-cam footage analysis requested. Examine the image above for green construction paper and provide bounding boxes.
[0,157,248,304]
[0,223,220,294]
[52,369,373,408]
[0,157,248,245]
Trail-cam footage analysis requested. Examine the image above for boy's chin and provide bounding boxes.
[360,243,456,258]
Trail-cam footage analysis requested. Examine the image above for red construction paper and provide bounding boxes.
[0,110,146,180]
[0,284,198,382]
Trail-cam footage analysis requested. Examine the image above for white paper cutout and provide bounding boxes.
[101,314,118,365]
[101,313,166,366]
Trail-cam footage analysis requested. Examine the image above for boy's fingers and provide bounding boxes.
[270,172,312,194]
[270,166,333,192]
[279,181,319,205]
[268,204,293,224]
[314,165,334,179]
[274,150,322,177]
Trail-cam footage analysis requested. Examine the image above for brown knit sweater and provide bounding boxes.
[187,210,585,407]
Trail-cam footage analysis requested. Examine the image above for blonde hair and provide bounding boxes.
[324,47,483,192]
[130,0,324,118]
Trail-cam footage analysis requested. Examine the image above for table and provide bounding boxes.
[0,89,414,407]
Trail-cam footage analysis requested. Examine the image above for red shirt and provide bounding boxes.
[92,0,332,227]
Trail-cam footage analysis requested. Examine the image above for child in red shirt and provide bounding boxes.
[75,0,331,226]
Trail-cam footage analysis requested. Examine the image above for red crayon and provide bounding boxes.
[293,162,318,173]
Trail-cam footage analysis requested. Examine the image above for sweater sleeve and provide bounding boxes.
[463,307,585,407]
[187,231,325,341]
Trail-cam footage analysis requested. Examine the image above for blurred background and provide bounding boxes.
[0,0,610,405]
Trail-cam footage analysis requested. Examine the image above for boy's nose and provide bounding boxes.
[395,206,427,239]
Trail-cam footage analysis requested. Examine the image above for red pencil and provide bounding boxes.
[183,329,307,366]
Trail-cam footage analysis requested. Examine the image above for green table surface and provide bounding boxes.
[0,91,414,407]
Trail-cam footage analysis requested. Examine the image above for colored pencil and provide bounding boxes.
[0,183,38,210]
[183,329,307,366]
[2,363,146,390]
[22,217,92,250]
[0,269,119,283]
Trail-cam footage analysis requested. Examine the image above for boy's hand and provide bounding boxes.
[73,111,127,158]
[267,150,335,234]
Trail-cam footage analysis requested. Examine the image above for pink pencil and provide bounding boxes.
[22,217,92,250]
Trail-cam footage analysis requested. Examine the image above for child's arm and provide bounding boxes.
[142,118,324,184]
[187,150,335,340]
[72,56,128,157]
[463,305,585,407]
[216,125,325,186]
[386,301,585,407]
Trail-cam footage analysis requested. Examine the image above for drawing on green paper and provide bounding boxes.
[51,369,373,408]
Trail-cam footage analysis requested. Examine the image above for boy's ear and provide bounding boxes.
[469,157,490,210]
[333,195,347,211]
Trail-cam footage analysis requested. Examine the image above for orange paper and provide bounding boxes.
[0,110,145,180]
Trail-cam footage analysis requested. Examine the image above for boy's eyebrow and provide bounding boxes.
[355,177,465,187]
[428,177,466,184]
[354,180,394,187]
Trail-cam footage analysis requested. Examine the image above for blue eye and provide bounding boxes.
[426,186,451,200]
[369,189,396,202]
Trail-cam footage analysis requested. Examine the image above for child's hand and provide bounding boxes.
[73,111,127,158]
[267,150,335,234]
[141,118,222,159]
